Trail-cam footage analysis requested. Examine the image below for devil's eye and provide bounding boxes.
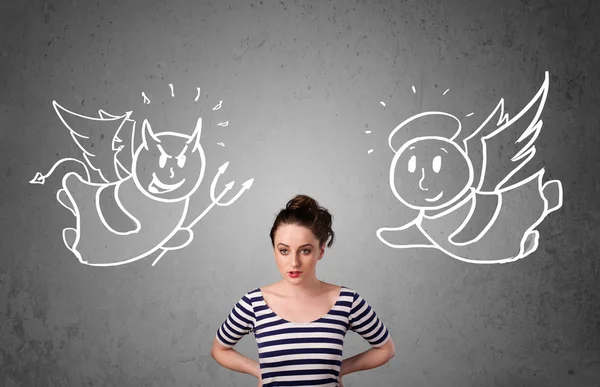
[432,155,441,173]
[177,155,186,168]
[408,155,416,173]
[159,154,168,168]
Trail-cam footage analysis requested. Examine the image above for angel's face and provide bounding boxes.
[132,120,205,202]
[390,137,473,210]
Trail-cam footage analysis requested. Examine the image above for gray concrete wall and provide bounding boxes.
[1,0,599,386]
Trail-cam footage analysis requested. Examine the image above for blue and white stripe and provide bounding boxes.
[216,286,390,387]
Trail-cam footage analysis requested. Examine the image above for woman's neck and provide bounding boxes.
[278,277,325,297]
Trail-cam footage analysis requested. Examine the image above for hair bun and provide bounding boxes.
[271,194,335,248]
[286,194,318,212]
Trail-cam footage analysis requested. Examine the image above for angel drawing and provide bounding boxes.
[30,88,254,267]
[377,71,563,264]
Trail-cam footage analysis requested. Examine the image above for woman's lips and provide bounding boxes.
[288,271,301,278]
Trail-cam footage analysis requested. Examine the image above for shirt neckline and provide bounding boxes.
[257,285,346,325]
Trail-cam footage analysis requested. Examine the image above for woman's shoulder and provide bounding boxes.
[319,283,359,303]
[234,287,262,301]
[335,283,356,294]
[246,283,282,300]
[327,282,355,296]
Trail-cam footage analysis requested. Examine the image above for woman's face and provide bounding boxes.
[273,223,324,284]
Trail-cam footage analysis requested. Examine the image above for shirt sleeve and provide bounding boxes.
[215,292,256,348]
[348,291,390,347]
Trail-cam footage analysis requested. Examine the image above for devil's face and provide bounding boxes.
[390,137,473,210]
[132,119,205,202]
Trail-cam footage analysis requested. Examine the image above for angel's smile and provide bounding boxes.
[148,172,185,194]
[425,191,444,202]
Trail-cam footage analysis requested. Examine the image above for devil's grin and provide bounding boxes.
[148,172,186,194]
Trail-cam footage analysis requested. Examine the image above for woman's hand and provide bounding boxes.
[257,375,262,387]
[338,369,345,387]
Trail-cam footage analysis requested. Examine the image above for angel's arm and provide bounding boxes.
[376,213,435,248]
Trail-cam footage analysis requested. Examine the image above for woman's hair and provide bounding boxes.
[269,194,335,248]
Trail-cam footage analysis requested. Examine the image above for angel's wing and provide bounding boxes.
[462,71,549,192]
[53,101,135,183]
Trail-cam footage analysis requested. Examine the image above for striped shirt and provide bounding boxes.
[215,286,390,387]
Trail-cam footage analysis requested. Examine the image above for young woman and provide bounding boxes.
[210,194,395,386]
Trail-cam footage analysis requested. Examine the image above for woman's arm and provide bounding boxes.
[340,337,395,377]
[210,337,261,379]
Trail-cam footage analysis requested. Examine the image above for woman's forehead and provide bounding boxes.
[275,224,318,243]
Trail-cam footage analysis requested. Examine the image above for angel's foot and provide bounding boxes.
[542,180,562,213]
[522,230,539,256]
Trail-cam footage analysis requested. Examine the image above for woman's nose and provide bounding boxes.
[291,255,300,267]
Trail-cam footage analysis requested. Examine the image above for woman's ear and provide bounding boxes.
[319,244,325,259]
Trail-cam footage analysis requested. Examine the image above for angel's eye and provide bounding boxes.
[408,155,416,173]
[159,154,168,168]
[177,155,186,168]
[432,156,442,173]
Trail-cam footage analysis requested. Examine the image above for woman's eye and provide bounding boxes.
[279,249,288,254]
[302,249,311,254]
[159,154,168,168]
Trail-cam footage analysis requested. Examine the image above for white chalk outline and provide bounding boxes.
[388,112,463,153]
[29,158,91,185]
[37,101,134,185]
[377,71,564,264]
[131,117,206,204]
[31,84,255,267]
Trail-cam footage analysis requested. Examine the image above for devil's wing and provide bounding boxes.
[461,71,549,192]
[53,101,135,183]
[97,109,138,179]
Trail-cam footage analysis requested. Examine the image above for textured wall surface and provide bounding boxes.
[1,0,599,386]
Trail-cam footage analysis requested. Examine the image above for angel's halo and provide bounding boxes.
[388,111,463,153]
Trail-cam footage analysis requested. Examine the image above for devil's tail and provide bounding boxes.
[29,158,93,185]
